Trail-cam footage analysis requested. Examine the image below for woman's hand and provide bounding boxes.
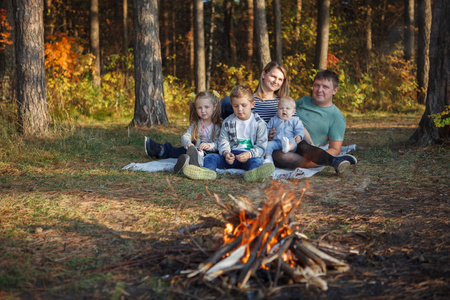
[268,128,276,141]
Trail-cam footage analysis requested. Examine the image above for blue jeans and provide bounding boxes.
[203,150,263,172]
[220,96,234,120]
[161,143,186,159]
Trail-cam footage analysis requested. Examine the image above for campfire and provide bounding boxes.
[184,182,357,292]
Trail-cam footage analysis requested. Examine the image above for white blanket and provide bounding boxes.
[123,144,357,180]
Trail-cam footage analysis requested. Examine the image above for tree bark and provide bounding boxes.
[246,0,254,67]
[254,0,271,71]
[404,0,415,61]
[410,0,449,144]
[417,0,431,104]
[295,0,302,53]
[90,0,101,87]
[131,0,168,127]
[194,0,206,93]
[123,0,128,54]
[364,0,372,71]
[273,0,282,64]
[13,0,49,136]
[190,2,194,86]
[206,0,215,91]
[314,0,330,70]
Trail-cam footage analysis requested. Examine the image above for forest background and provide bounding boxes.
[0,0,439,127]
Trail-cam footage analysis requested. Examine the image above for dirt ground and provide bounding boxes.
[2,115,449,299]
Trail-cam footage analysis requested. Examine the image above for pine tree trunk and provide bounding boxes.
[123,0,128,54]
[364,0,372,71]
[417,0,431,104]
[410,0,450,144]
[13,0,49,136]
[254,0,271,71]
[206,0,215,91]
[131,0,168,127]
[90,0,101,87]
[194,0,206,92]
[314,0,330,70]
[246,0,254,67]
[295,0,302,53]
[404,0,415,61]
[273,0,282,64]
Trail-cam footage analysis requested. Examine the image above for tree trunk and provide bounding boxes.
[206,0,215,91]
[131,0,168,127]
[314,0,330,70]
[273,0,282,64]
[254,0,271,71]
[13,0,49,136]
[123,0,128,54]
[295,0,302,53]
[190,2,194,86]
[364,0,372,71]
[246,0,254,68]
[194,0,206,93]
[90,0,101,88]
[410,0,449,145]
[417,0,431,104]
[404,0,415,61]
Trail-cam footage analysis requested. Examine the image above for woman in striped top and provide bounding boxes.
[220,61,290,123]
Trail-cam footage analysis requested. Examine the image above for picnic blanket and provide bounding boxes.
[122,144,357,180]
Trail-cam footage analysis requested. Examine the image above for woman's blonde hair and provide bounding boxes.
[188,91,222,142]
[254,61,290,100]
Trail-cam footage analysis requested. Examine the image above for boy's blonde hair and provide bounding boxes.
[188,91,221,142]
[230,84,254,103]
[254,61,290,100]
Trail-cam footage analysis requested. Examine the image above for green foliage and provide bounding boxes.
[334,46,420,112]
[429,106,450,128]
[212,63,258,97]
[163,75,193,118]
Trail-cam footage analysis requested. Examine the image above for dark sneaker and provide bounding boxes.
[186,145,201,167]
[244,163,275,182]
[183,165,217,180]
[144,136,162,158]
[331,157,353,174]
[174,154,190,174]
[334,154,357,165]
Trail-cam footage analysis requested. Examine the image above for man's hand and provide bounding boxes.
[236,151,250,163]
[294,135,302,144]
[268,128,276,141]
[224,152,235,164]
[198,143,210,151]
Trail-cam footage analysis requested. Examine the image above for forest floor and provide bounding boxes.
[0,112,449,299]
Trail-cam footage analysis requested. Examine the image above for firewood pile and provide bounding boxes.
[183,183,357,292]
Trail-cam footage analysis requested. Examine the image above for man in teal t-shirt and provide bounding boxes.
[272,70,356,174]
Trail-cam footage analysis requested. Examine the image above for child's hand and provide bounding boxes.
[268,128,276,141]
[294,135,302,144]
[236,152,250,163]
[198,143,210,151]
[185,143,195,149]
[224,152,235,164]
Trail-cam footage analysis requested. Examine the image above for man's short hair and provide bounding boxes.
[314,70,339,88]
[230,84,254,102]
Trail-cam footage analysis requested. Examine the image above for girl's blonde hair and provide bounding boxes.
[254,61,290,100]
[188,91,222,142]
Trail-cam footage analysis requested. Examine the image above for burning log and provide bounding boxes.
[188,183,356,292]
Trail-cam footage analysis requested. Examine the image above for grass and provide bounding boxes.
[0,109,449,298]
